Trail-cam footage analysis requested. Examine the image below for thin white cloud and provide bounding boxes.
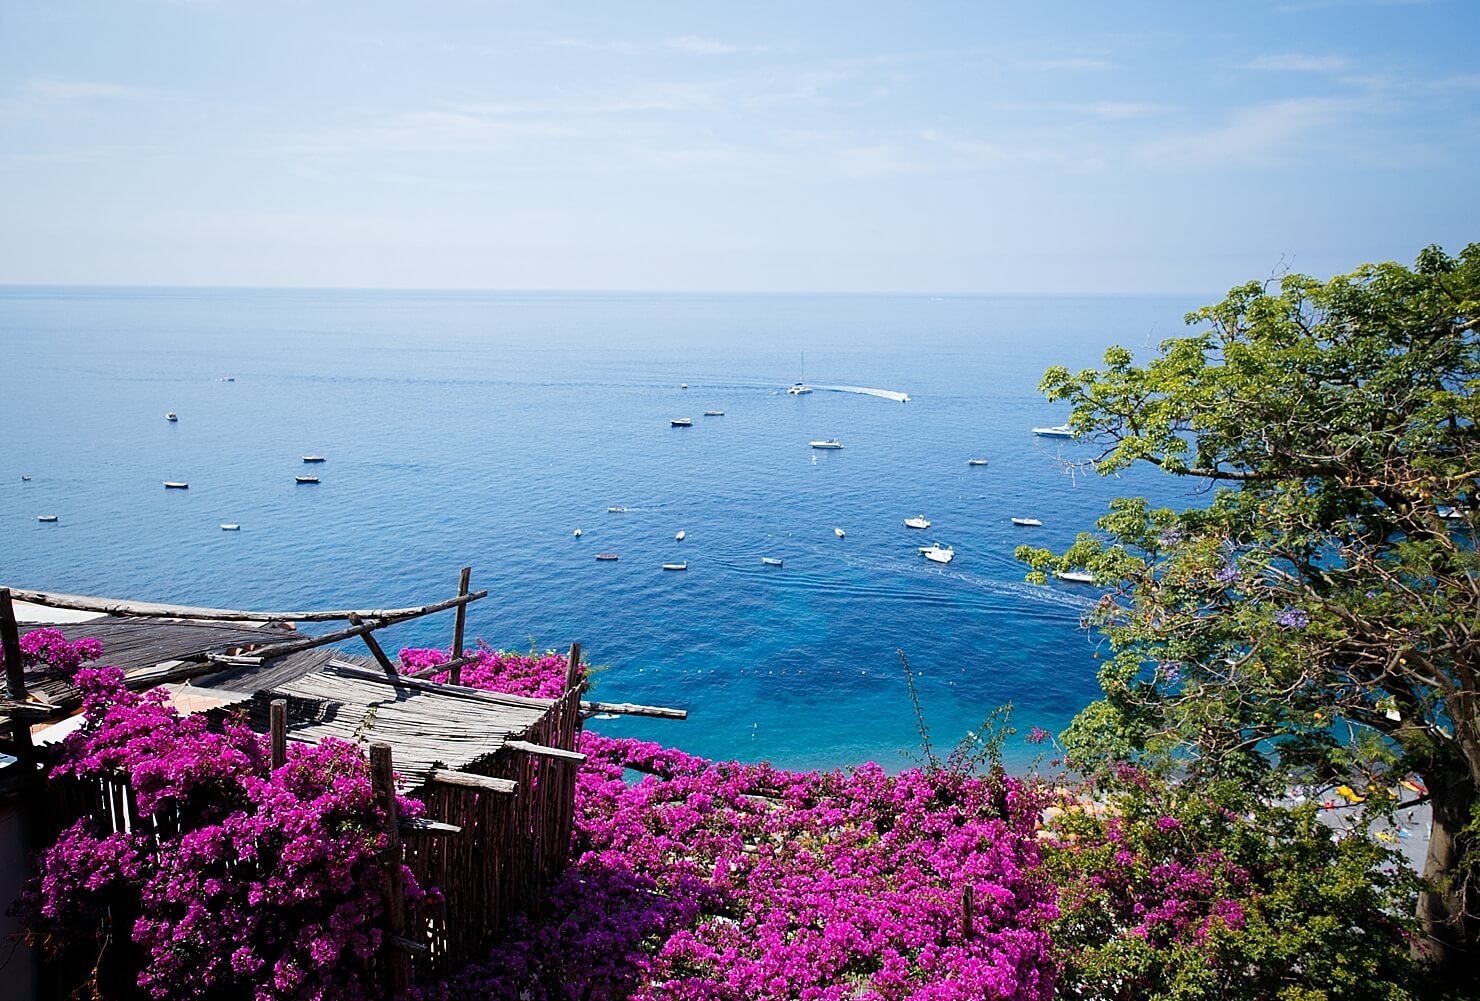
[665,36,778,55]
[550,36,778,57]
[998,100,1176,120]
[21,76,163,102]
[1135,96,1361,166]
[1244,53,1349,72]
[1016,57,1116,72]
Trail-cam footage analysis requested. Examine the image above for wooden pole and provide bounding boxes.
[450,567,470,686]
[564,642,583,694]
[1,586,488,624]
[370,743,410,995]
[350,613,399,676]
[269,699,288,769]
[1,588,27,701]
[962,884,975,940]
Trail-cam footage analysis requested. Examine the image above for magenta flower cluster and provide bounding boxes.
[397,643,572,699]
[405,649,1060,1001]
[16,630,430,1001]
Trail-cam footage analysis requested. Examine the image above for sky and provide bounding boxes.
[1,0,1476,293]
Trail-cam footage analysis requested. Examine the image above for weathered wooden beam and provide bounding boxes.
[1,589,29,706]
[390,935,428,956]
[399,816,462,836]
[2,586,488,624]
[404,654,480,681]
[269,699,288,769]
[450,566,471,685]
[582,700,688,720]
[505,739,586,764]
[564,642,583,693]
[427,767,517,794]
[204,618,389,667]
[349,613,398,675]
[370,743,410,995]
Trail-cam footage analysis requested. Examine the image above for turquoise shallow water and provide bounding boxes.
[0,287,1207,770]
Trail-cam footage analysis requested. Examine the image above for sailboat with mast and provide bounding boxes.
[787,352,813,395]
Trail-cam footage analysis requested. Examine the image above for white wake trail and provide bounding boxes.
[813,384,911,403]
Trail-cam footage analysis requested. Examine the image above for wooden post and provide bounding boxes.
[269,699,288,769]
[962,884,975,940]
[1,588,27,701]
[564,642,582,694]
[370,743,410,994]
[450,567,471,685]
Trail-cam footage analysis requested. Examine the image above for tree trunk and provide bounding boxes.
[1415,767,1478,988]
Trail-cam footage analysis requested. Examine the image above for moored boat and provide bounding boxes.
[1011,517,1043,527]
[221,523,241,531]
[671,418,693,427]
[608,506,629,513]
[163,481,189,489]
[1032,424,1074,438]
[762,557,783,566]
[302,455,326,463]
[920,543,954,564]
[295,475,319,484]
[675,530,685,541]
[662,561,688,571]
[809,439,843,449]
[595,553,619,561]
[703,410,724,416]
[165,412,178,422]
[37,514,58,522]
[573,528,582,537]
[1055,570,1095,583]
[834,527,846,538]
[967,458,989,466]
[904,515,931,529]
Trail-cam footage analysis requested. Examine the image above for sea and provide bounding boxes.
[0,287,1212,772]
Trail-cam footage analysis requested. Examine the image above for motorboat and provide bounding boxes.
[834,527,846,538]
[681,383,689,389]
[221,523,241,531]
[967,458,989,466]
[573,528,583,538]
[608,506,629,513]
[20,475,31,481]
[302,455,326,463]
[1032,424,1074,438]
[809,439,843,449]
[295,475,319,484]
[595,553,619,561]
[904,515,931,529]
[165,412,178,422]
[703,410,724,416]
[675,530,686,541]
[1055,570,1095,583]
[762,557,783,567]
[662,561,688,571]
[671,418,693,427]
[1438,506,1464,520]
[787,383,813,395]
[920,544,954,564]
[163,481,189,489]
[37,514,58,522]
[1012,517,1043,527]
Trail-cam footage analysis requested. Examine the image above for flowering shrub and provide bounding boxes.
[406,648,1059,1001]
[398,643,572,699]
[15,631,429,1001]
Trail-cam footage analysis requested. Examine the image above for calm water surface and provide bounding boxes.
[0,287,1208,770]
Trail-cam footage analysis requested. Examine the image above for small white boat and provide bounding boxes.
[834,527,846,538]
[810,439,843,449]
[703,410,724,416]
[37,514,58,523]
[165,412,178,422]
[1012,517,1043,527]
[662,561,688,571]
[295,475,319,484]
[1055,570,1095,583]
[920,544,954,564]
[787,382,813,395]
[163,481,189,489]
[595,553,619,561]
[675,530,686,541]
[671,418,693,427]
[573,528,583,538]
[221,523,241,531]
[20,475,31,482]
[967,458,989,466]
[608,506,629,513]
[1437,506,1464,520]
[762,557,783,567]
[1032,424,1074,438]
[302,455,326,463]
[593,712,620,720]
[680,383,689,389]
[904,515,931,530]
[221,376,235,382]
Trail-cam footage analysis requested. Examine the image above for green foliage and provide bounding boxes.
[1020,243,1480,983]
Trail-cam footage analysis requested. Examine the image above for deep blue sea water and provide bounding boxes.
[0,287,1210,771]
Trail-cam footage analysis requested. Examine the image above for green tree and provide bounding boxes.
[1017,244,1480,987]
